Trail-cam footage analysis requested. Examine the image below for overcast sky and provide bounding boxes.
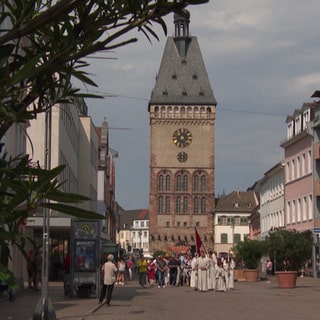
[77,0,320,210]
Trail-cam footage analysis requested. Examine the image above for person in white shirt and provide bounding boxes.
[99,254,118,306]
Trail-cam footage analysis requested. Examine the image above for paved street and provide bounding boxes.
[2,276,320,320]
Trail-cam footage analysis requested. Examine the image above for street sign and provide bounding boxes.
[313,228,320,233]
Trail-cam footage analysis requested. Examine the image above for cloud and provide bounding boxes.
[77,0,320,209]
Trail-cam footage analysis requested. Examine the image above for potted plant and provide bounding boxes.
[266,229,312,288]
[233,238,265,282]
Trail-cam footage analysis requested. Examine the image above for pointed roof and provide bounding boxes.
[215,190,258,213]
[149,13,216,106]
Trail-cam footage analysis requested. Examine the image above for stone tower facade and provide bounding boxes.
[148,11,217,253]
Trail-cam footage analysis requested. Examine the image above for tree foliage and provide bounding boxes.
[0,0,209,286]
[0,0,208,140]
[266,229,312,272]
[233,238,266,269]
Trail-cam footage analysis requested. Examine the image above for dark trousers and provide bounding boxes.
[99,283,114,305]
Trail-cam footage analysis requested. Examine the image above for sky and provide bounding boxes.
[76,0,320,210]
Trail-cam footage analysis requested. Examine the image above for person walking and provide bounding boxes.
[127,256,134,280]
[27,249,35,288]
[197,250,209,292]
[137,254,148,288]
[116,257,126,285]
[266,258,273,284]
[99,254,118,306]
[156,255,167,288]
[190,253,198,290]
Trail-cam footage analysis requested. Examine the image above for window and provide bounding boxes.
[183,175,188,191]
[193,175,199,191]
[240,217,248,225]
[176,175,182,191]
[177,221,180,227]
[166,175,170,191]
[176,196,181,213]
[221,233,228,244]
[158,175,163,191]
[218,216,228,225]
[194,197,199,213]
[165,196,170,213]
[166,221,170,228]
[200,175,206,191]
[234,216,240,225]
[183,221,187,227]
[158,196,163,213]
[140,221,144,228]
[201,197,206,213]
[183,196,188,213]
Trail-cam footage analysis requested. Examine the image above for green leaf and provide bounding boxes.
[41,202,104,220]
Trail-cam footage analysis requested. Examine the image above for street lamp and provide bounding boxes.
[33,108,56,319]
[138,230,142,253]
[231,217,235,249]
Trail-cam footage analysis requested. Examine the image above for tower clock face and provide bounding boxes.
[177,152,188,162]
[172,128,192,148]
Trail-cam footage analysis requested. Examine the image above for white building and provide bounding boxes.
[259,162,285,239]
[25,98,98,271]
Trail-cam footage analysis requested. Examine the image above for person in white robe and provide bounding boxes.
[207,251,216,291]
[228,256,235,290]
[197,250,209,292]
[215,259,226,292]
[190,254,198,290]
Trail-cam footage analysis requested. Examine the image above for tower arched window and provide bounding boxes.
[158,174,164,191]
[183,196,188,213]
[193,175,199,191]
[201,197,206,214]
[194,197,199,213]
[158,196,163,213]
[201,175,206,192]
[176,196,181,213]
[183,175,188,191]
[165,196,170,213]
[176,175,182,191]
[174,107,179,118]
[166,175,170,191]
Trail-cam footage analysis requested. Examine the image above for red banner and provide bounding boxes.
[195,227,203,255]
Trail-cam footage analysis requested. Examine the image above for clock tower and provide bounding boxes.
[148,11,217,253]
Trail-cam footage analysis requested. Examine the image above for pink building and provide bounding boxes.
[280,102,316,233]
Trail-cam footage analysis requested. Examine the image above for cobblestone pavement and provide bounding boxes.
[2,276,320,320]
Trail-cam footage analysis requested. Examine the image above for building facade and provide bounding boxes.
[148,11,217,253]
[280,103,315,233]
[258,162,285,239]
[118,209,150,255]
[214,191,258,255]
[25,98,99,279]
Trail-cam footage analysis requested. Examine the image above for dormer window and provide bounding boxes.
[234,202,239,208]
[192,73,198,80]
[172,73,177,79]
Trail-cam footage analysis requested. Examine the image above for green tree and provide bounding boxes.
[0,0,209,287]
[233,238,266,269]
[266,229,312,272]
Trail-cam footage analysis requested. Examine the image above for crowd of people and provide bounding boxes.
[143,250,235,292]
[105,251,234,289]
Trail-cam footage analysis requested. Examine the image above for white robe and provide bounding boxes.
[190,257,198,289]
[215,266,226,292]
[197,256,209,291]
[207,256,216,290]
